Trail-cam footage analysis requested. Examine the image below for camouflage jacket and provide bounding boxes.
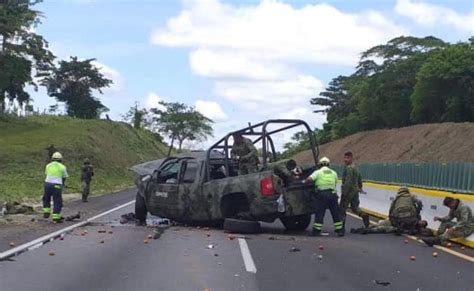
[81,164,94,182]
[439,202,474,230]
[342,164,362,194]
[231,138,258,163]
[389,192,422,217]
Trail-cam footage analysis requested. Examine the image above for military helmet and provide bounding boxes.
[52,152,63,160]
[83,158,90,164]
[319,157,330,165]
[397,186,409,194]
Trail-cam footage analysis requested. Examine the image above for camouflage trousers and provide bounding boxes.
[438,221,474,244]
[81,180,91,201]
[339,190,367,219]
[363,219,396,234]
[238,161,258,175]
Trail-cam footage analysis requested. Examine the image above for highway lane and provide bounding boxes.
[1,204,473,291]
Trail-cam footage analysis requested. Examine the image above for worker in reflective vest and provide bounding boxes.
[303,157,344,236]
[43,152,68,223]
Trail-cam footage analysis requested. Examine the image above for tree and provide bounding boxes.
[411,42,474,123]
[122,102,150,129]
[151,101,213,153]
[0,0,54,112]
[42,57,111,119]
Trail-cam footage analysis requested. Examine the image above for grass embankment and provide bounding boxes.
[0,115,168,202]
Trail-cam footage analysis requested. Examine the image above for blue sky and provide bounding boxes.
[30,0,473,147]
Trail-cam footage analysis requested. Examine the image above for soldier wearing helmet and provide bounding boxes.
[81,158,94,202]
[43,152,68,222]
[303,157,344,236]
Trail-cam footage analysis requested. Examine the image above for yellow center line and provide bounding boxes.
[346,212,474,263]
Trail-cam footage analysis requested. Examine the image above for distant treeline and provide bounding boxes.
[312,36,474,144]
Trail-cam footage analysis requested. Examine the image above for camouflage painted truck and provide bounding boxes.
[132,119,320,233]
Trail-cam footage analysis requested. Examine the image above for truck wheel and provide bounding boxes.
[280,215,311,231]
[135,192,147,224]
[224,218,261,234]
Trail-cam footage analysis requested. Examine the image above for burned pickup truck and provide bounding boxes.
[131,119,320,233]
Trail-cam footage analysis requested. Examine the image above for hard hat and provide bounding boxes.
[398,186,409,194]
[319,157,330,165]
[52,152,63,160]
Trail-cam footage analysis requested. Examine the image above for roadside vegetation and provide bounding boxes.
[282,36,474,158]
[0,115,168,202]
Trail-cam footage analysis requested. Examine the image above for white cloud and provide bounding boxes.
[144,92,166,110]
[395,0,474,33]
[151,0,406,67]
[91,61,124,92]
[195,100,228,121]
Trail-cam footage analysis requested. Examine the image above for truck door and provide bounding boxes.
[147,160,183,219]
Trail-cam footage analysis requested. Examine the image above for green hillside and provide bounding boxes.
[0,115,168,202]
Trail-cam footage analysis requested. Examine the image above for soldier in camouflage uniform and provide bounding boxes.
[422,197,473,246]
[339,151,370,229]
[81,158,94,202]
[46,144,58,163]
[352,187,430,235]
[231,133,258,175]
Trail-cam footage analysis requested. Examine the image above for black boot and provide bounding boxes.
[310,229,321,236]
[362,213,370,228]
[422,237,441,247]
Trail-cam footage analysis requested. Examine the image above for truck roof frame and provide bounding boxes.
[205,119,319,180]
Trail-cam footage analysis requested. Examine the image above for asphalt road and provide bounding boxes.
[1,204,473,291]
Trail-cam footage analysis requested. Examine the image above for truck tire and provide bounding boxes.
[224,218,261,234]
[280,215,311,231]
[135,192,147,224]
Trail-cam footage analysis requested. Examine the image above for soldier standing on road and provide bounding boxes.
[422,197,473,246]
[352,187,430,235]
[339,151,370,230]
[81,158,94,202]
[43,152,68,223]
[46,144,57,163]
[231,133,258,175]
[303,157,344,237]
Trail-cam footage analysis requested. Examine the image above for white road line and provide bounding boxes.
[238,238,257,273]
[0,200,135,261]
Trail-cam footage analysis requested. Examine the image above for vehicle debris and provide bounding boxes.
[289,247,301,252]
[432,252,438,257]
[317,255,323,260]
[65,212,81,222]
[9,242,15,247]
[227,234,236,240]
[373,280,391,286]
[207,244,215,249]
[410,255,416,261]
[318,245,324,250]
[120,213,136,224]
[48,251,55,256]
[143,239,149,244]
[147,234,153,239]
[268,236,296,241]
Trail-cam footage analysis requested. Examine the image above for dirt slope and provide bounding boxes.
[294,123,474,165]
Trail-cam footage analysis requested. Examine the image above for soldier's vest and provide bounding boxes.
[389,193,418,230]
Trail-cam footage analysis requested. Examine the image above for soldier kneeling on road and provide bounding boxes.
[351,187,430,235]
[422,197,473,247]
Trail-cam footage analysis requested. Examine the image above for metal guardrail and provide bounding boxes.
[331,162,474,194]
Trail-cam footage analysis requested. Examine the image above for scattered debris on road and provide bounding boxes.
[319,245,324,250]
[120,213,136,224]
[317,255,323,260]
[289,247,301,252]
[207,244,215,249]
[65,212,81,222]
[143,239,149,244]
[9,242,15,247]
[410,255,416,261]
[373,280,391,286]
[48,251,55,256]
[227,234,236,240]
[268,236,296,241]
